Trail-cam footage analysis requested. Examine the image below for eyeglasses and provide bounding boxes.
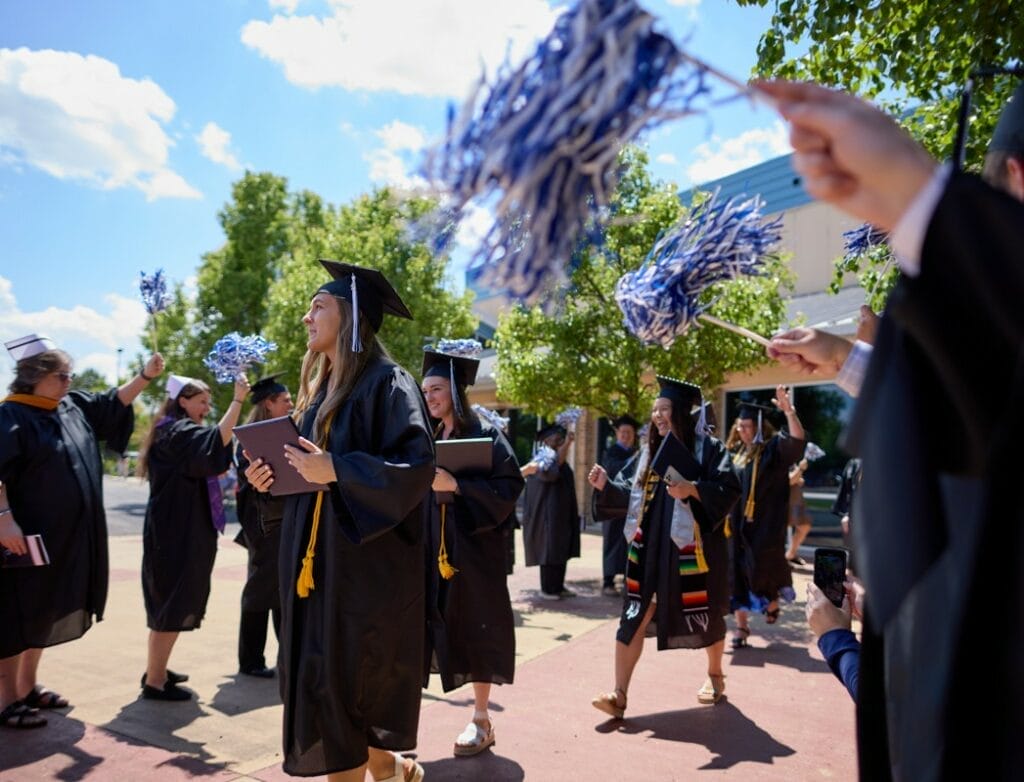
[54,372,75,382]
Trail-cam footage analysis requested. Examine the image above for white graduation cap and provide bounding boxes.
[4,334,57,362]
[166,374,196,400]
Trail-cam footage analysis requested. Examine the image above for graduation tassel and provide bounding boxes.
[693,522,709,573]
[297,491,324,597]
[438,504,458,580]
[743,445,761,522]
[449,359,463,420]
[350,273,363,354]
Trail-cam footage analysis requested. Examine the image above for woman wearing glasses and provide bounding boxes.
[0,334,163,729]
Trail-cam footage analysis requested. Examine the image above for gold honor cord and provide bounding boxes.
[437,503,458,580]
[742,444,762,522]
[296,411,336,598]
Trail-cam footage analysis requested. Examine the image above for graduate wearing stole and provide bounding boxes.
[591,377,739,718]
[420,343,524,757]
[245,261,433,782]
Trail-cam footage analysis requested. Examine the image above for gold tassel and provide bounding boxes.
[743,445,761,522]
[693,523,709,573]
[438,503,458,579]
[297,490,324,597]
[296,410,336,598]
[724,517,732,539]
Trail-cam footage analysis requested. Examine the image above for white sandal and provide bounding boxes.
[453,719,495,757]
[377,751,424,782]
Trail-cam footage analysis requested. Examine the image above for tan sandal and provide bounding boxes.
[591,688,626,719]
[697,674,726,705]
[377,752,424,782]
[453,718,495,757]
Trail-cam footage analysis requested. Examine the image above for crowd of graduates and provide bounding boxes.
[1,73,1023,782]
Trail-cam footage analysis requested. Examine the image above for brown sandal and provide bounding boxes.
[591,688,627,719]
[1,700,47,729]
[697,674,726,704]
[22,685,69,709]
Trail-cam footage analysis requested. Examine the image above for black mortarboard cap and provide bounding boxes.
[736,400,773,420]
[989,81,1024,154]
[250,372,287,404]
[422,350,480,388]
[316,260,414,333]
[655,375,702,408]
[612,414,641,430]
[536,422,567,441]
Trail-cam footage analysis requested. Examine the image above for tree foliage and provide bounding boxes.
[493,147,794,421]
[738,0,1023,303]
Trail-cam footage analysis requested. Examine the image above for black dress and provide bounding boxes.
[0,389,133,657]
[277,357,435,777]
[728,432,804,612]
[424,417,524,691]
[605,436,740,649]
[142,417,232,631]
[521,462,579,567]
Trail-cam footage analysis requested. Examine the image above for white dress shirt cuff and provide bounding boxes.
[835,340,873,399]
[888,163,951,278]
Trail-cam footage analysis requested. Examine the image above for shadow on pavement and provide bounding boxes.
[419,751,525,781]
[594,701,796,770]
[207,672,282,717]
[0,711,103,781]
[102,693,218,766]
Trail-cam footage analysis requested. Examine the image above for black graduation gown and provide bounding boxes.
[729,432,804,610]
[278,358,434,777]
[521,461,580,567]
[841,173,1024,780]
[592,442,637,580]
[424,417,524,692]
[235,444,283,613]
[0,389,133,657]
[609,436,740,649]
[142,417,231,631]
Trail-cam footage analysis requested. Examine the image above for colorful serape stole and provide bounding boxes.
[623,468,659,620]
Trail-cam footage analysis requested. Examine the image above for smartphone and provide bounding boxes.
[813,547,849,608]
[664,465,684,484]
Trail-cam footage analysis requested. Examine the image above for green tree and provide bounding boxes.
[263,188,477,390]
[493,147,794,420]
[738,0,1023,303]
[70,368,109,393]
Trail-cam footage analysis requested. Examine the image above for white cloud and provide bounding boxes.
[656,152,678,165]
[666,0,701,6]
[196,121,243,171]
[685,121,790,185]
[241,0,559,98]
[0,275,149,389]
[269,0,300,13]
[0,47,201,201]
[364,120,429,189]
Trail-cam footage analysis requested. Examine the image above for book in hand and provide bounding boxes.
[233,415,330,497]
[434,437,492,504]
[2,534,50,568]
[650,431,701,482]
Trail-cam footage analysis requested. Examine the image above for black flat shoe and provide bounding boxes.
[140,670,188,688]
[240,665,275,679]
[141,681,192,701]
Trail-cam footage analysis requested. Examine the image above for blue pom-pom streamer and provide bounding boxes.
[203,333,277,384]
[532,443,557,470]
[431,338,483,358]
[804,442,826,462]
[424,0,744,304]
[405,203,462,256]
[472,404,510,433]
[841,223,888,262]
[555,407,584,429]
[614,192,782,347]
[139,270,171,315]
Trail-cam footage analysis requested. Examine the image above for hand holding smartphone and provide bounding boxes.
[813,547,849,607]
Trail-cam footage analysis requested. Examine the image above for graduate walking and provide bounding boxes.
[245,261,434,782]
[420,341,524,757]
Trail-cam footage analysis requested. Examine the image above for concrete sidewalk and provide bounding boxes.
[1,495,856,781]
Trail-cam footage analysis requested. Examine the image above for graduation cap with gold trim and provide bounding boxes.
[316,260,414,353]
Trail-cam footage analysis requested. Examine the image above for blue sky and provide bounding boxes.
[0,0,784,389]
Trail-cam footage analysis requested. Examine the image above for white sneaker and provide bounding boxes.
[539,591,561,601]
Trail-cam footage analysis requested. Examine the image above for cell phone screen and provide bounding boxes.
[813,547,849,607]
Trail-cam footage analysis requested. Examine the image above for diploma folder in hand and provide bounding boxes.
[434,437,492,504]
[1,534,50,568]
[233,416,330,496]
[651,431,701,482]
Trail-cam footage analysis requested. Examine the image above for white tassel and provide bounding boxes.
[350,273,362,353]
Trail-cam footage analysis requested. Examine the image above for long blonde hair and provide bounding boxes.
[294,296,391,443]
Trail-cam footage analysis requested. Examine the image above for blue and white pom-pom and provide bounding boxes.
[472,404,510,433]
[433,338,483,358]
[423,0,741,304]
[614,192,782,347]
[804,442,826,462]
[404,202,462,257]
[203,333,277,384]
[532,443,557,470]
[139,269,171,314]
[555,407,584,430]
[841,223,888,262]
